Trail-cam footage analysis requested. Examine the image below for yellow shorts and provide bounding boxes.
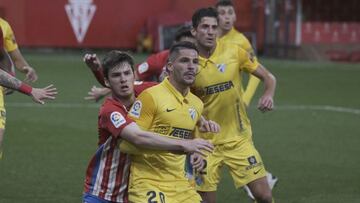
[129,180,202,203]
[0,87,6,129]
[196,139,267,191]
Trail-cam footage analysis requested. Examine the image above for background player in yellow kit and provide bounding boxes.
[216,1,278,199]
[216,1,260,107]
[190,7,276,203]
[0,18,38,159]
[126,41,219,203]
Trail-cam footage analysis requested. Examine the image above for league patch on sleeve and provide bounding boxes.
[129,100,142,118]
[138,62,149,74]
[110,111,126,128]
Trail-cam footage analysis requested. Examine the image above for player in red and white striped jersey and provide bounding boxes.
[82,50,213,203]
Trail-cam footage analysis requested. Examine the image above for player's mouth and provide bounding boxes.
[120,85,130,91]
[184,71,195,79]
[205,37,215,43]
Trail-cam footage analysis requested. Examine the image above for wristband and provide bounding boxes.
[19,83,33,95]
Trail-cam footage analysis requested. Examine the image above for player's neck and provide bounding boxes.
[219,28,231,38]
[168,77,189,96]
[112,93,135,109]
[197,43,216,58]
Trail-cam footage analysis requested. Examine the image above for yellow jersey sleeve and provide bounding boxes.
[0,18,18,52]
[237,47,259,73]
[240,35,259,63]
[128,90,156,130]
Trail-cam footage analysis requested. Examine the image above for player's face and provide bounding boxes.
[169,48,199,86]
[192,17,218,49]
[106,63,135,98]
[217,6,236,32]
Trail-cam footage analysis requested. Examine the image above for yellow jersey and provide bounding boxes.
[0,18,18,52]
[192,41,259,145]
[218,27,255,57]
[218,27,260,106]
[128,78,203,183]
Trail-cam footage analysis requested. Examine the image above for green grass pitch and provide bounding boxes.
[0,51,359,202]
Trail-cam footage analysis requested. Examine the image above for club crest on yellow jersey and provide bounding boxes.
[216,63,226,73]
[189,108,196,120]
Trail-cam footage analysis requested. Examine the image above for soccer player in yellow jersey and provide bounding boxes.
[216,1,278,199]
[190,8,276,203]
[216,1,260,107]
[0,18,38,159]
[126,41,219,203]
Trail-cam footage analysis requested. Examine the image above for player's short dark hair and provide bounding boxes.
[102,50,134,79]
[174,25,193,42]
[169,41,199,62]
[215,0,234,8]
[192,7,218,28]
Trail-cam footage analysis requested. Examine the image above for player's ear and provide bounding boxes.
[167,62,173,72]
[104,78,110,88]
[191,27,197,37]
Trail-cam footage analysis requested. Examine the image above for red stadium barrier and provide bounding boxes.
[301,22,360,44]
[0,0,265,51]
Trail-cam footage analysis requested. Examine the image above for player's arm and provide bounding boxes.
[251,64,276,112]
[120,122,213,155]
[2,20,37,82]
[0,68,57,104]
[135,51,168,81]
[84,85,111,102]
[8,49,38,82]
[119,140,158,155]
[239,48,276,112]
[83,53,106,87]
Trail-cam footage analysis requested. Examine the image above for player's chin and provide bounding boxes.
[204,41,215,49]
[118,89,133,98]
[183,76,195,85]
[183,74,195,81]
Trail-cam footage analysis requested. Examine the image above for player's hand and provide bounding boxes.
[198,116,220,133]
[84,86,111,102]
[190,153,206,171]
[183,138,213,156]
[83,53,101,71]
[258,94,274,113]
[23,66,38,82]
[30,84,57,104]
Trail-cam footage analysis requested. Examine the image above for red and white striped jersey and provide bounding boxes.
[84,97,133,202]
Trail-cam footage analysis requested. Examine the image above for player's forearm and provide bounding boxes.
[119,140,163,155]
[252,65,276,97]
[92,68,106,87]
[8,49,29,73]
[262,71,276,98]
[0,68,32,95]
[133,130,185,151]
